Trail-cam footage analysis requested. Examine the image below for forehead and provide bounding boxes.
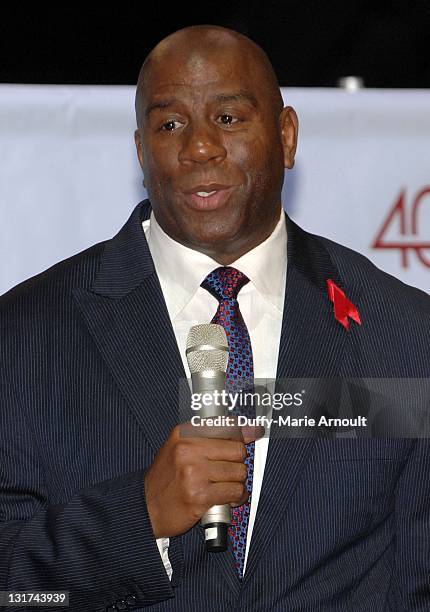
[142,44,261,102]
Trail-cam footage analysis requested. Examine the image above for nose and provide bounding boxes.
[178,120,227,165]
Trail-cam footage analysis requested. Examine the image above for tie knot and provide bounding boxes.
[201,266,250,301]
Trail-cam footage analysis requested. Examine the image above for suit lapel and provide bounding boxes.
[72,200,187,452]
[243,214,362,585]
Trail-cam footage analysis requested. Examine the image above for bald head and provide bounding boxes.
[135,25,283,130]
[132,23,298,264]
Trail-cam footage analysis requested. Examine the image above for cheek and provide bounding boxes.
[253,133,285,181]
[142,136,176,176]
[143,153,174,195]
[234,133,279,175]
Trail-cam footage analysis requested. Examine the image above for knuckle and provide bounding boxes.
[180,463,197,484]
[173,441,191,465]
[187,484,208,510]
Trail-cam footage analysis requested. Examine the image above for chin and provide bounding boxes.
[187,228,248,260]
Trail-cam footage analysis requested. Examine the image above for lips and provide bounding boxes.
[182,183,235,211]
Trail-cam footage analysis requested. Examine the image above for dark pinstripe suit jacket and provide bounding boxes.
[1,199,430,612]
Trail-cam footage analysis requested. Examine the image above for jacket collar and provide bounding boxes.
[91,199,155,297]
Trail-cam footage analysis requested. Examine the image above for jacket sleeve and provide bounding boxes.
[387,439,430,611]
[0,373,177,612]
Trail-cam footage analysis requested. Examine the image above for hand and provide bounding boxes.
[144,420,264,538]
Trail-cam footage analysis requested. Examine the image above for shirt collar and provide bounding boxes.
[142,207,287,320]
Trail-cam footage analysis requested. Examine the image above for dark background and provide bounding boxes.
[1,1,429,87]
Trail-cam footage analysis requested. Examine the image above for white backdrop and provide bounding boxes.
[0,85,429,296]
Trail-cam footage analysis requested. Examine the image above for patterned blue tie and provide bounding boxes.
[201,266,255,578]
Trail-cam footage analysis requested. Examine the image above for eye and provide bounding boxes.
[160,120,183,131]
[217,114,238,125]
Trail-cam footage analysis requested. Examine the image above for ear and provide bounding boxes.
[279,106,299,169]
[134,128,147,188]
[134,128,144,171]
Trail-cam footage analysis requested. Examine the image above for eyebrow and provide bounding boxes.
[212,91,258,108]
[144,90,259,118]
[145,98,179,118]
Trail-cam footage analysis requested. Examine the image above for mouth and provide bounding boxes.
[182,184,236,211]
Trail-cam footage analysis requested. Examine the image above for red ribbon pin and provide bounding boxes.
[326,279,361,331]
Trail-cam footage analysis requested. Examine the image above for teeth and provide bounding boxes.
[196,191,217,197]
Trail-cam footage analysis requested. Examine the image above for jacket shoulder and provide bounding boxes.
[315,233,430,315]
[0,241,106,319]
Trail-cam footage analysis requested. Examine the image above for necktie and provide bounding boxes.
[201,266,255,578]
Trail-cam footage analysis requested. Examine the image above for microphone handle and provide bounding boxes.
[191,371,231,552]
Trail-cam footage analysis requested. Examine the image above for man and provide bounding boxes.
[1,24,429,612]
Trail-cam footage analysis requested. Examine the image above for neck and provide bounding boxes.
[207,218,283,265]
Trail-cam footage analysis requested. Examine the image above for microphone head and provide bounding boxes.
[186,324,229,374]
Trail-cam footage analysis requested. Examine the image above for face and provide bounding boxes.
[134,41,298,264]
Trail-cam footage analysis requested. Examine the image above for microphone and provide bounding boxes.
[186,323,231,552]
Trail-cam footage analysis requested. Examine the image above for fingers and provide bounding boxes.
[178,420,265,443]
[207,482,249,507]
[230,499,248,508]
[206,460,248,483]
[172,421,263,465]
[147,421,256,539]
[173,437,247,463]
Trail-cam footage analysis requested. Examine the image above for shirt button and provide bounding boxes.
[115,601,127,611]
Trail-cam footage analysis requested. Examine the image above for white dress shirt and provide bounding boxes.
[142,206,287,577]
